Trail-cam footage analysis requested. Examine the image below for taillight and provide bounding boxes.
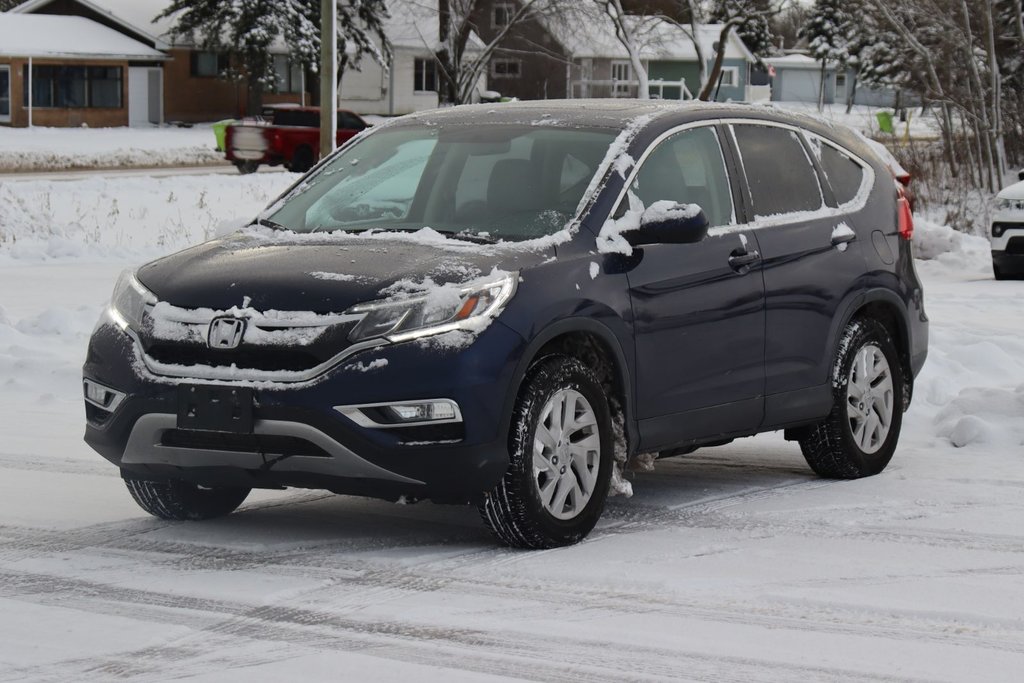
[270,132,283,150]
[897,185,913,240]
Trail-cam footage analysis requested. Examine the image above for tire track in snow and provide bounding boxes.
[0,568,936,683]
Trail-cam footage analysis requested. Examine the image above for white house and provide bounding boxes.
[340,0,487,116]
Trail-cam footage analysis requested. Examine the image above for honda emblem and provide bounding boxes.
[208,317,246,350]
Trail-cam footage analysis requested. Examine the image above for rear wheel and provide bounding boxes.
[799,318,904,479]
[234,160,259,175]
[479,356,613,549]
[124,477,250,521]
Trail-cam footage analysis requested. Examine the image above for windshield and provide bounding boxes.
[265,124,617,242]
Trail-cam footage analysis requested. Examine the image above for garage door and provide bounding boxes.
[776,70,821,103]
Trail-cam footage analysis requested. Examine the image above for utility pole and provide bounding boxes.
[319,0,337,161]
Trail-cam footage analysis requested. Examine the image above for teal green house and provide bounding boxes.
[558,18,759,103]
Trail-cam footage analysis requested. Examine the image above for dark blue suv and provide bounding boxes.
[83,101,928,548]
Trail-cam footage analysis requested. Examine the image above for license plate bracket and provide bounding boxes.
[177,385,254,433]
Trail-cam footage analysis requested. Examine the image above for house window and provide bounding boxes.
[718,67,739,87]
[491,58,521,79]
[190,51,229,78]
[611,60,632,97]
[413,58,437,92]
[0,65,9,122]
[22,65,122,108]
[273,55,303,94]
[492,3,514,28]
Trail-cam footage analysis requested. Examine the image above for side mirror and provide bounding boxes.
[629,201,709,246]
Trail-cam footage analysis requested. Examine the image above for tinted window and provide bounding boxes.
[818,141,865,205]
[732,124,822,217]
[625,126,734,228]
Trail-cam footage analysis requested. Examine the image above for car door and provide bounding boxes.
[726,122,870,426]
[622,124,766,451]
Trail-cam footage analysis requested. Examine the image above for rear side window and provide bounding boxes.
[338,112,366,131]
[732,124,822,217]
[818,142,865,205]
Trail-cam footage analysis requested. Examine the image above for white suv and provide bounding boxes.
[992,175,1024,280]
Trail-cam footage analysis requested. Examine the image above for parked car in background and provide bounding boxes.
[84,101,928,548]
[992,177,1024,280]
[225,105,369,174]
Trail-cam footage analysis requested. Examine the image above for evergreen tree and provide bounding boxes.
[709,0,775,59]
[799,0,852,109]
[157,0,389,111]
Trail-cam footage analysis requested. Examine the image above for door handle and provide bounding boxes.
[831,231,857,247]
[728,250,761,270]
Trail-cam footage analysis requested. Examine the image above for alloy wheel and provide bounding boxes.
[532,389,601,520]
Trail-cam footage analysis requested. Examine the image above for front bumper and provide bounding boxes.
[83,319,527,503]
[992,250,1024,275]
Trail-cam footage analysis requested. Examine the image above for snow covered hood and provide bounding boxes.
[135,232,550,313]
[997,179,1024,201]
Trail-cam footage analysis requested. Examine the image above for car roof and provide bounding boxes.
[390,99,873,159]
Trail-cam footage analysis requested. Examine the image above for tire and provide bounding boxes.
[798,318,904,479]
[234,160,259,175]
[289,146,315,173]
[479,356,613,549]
[124,477,250,521]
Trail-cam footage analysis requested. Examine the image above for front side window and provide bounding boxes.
[731,124,823,217]
[413,58,437,92]
[267,124,617,242]
[619,126,735,228]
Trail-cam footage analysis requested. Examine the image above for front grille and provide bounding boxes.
[1006,237,1024,255]
[145,343,322,372]
[161,429,332,458]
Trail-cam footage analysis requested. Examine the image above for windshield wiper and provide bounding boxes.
[257,218,288,231]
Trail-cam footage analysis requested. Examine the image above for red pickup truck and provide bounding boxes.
[225,106,369,174]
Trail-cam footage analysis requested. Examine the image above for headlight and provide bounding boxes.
[347,272,517,343]
[997,198,1012,210]
[108,270,156,331]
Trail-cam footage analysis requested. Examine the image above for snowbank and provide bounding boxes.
[0,126,224,172]
[0,173,295,262]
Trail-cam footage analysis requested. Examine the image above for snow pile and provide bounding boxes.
[0,173,295,261]
[913,216,989,263]
[933,385,1024,448]
[0,126,224,172]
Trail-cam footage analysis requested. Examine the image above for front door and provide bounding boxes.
[622,124,766,451]
[0,66,10,124]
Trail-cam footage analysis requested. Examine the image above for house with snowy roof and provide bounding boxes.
[4,0,309,126]
[765,53,909,108]
[551,14,762,102]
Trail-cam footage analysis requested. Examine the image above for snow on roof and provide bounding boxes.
[0,14,166,60]
[764,54,837,70]
[384,0,485,52]
[8,0,169,48]
[549,13,754,63]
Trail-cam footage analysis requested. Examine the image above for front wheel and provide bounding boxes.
[124,477,250,521]
[799,318,904,479]
[479,356,613,549]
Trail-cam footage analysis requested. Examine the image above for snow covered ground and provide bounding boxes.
[0,126,227,172]
[1,172,1023,681]
[770,102,942,141]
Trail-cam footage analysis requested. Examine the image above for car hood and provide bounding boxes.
[136,231,552,313]
[997,179,1024,201]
